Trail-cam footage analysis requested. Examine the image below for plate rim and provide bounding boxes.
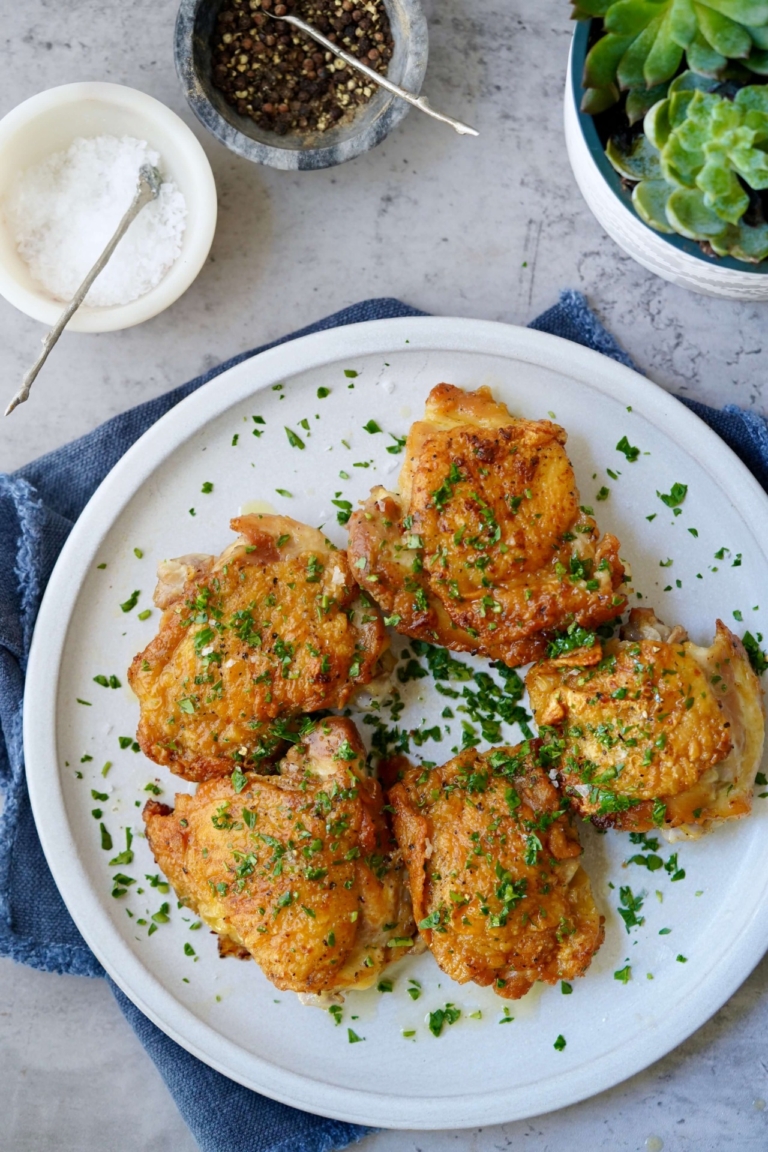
[23,315,768,1129]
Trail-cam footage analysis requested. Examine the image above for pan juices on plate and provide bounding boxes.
[347,383,627,668]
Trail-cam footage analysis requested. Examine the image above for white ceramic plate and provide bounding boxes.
[24,318,768,1130]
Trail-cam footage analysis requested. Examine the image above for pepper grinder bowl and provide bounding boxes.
[174,0,429,170]
[0,83,217,333]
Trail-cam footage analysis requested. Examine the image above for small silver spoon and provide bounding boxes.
[273,12,479,137]
[5,164,162,417]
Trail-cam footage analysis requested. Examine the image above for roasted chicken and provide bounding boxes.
[144,717,415,997]
[388,742,604,999]
[526,609,766,837]
[128,515,388,781]
[347,383,626,668]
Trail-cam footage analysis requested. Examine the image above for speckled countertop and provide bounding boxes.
[2,2,768,1150]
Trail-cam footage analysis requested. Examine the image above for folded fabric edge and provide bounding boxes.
[529,289,638,372]
[0,474,45,667]
[0,921,102,976]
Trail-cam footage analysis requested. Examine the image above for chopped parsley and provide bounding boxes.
[617,886,645,933]
[743,631,768,676]
[431,462,463,511]
[616,436,640,462]
[657,482,687,509]
[120,590,140,613]
[284,427,305,450]
[387,434,406,454]
[664,853,685,882]
[546,623,597,658]
[428,1004,461,1037]
[231,768,248,793]
[332,498,353,525]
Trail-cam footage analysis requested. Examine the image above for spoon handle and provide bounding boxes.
[276,13,479,137]
[5,167,160,417]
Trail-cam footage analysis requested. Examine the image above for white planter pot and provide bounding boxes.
[564,24,768,300]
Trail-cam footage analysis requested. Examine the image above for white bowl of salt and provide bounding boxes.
[0,82,217,332]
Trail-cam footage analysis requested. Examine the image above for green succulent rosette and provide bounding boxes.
[574,0,768,117]
[606,71,768,260]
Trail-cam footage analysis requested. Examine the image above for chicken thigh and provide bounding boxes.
[129,515,388,781]
[526,609,765,837]
[347,383,626,668]
[389,742,604,999]
[144,717,414,997]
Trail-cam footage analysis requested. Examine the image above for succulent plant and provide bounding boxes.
[606,71,768,259]
[573,0,768,115]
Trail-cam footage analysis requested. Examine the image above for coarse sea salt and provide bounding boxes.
[5,135,187,307]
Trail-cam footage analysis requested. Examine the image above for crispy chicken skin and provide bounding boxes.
[388,743,604,999]
[144,717,415,996]
[128,515,388,781]
[347,384,626,668]
[526,608,766,837]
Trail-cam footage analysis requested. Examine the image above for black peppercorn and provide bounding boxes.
[210,0,395,135]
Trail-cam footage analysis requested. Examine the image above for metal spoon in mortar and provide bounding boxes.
[272,11,479,137]
[5,164,162,417]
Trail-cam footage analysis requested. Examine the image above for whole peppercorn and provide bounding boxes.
[210,0,394,135]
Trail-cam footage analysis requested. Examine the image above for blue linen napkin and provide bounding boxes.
[2,289,767,1152]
